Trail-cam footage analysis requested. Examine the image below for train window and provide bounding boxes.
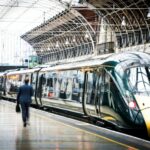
[54,73,61,98]
[40,70,84,102]
[66,77,73,100]
[0,77,4,91]
[71,70,84,102]
[37,74,43,98]
[127,67,150,96]
[42,74,46,85]
[40,72,53,98]
[31,73,37,94]
[85,71,99,105]
[59,73,67,99]
[72,78,79,100]
[6,74,24,95]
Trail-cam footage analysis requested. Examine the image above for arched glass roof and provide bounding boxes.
[0,0,79,65]
[0,0,77,34]
[0,0,150,65]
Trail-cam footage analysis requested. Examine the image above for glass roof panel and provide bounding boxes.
[0,0,67,35]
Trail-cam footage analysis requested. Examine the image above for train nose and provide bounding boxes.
[140,108,150,137]
[134,95,150,136]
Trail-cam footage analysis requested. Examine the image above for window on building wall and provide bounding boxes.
[142,29,149,43]
[122,34,128,47]
[129,32,134,46]
[116,36,122,48]
[135,31,142,44]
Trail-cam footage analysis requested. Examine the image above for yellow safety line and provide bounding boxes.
[35,112,138,150]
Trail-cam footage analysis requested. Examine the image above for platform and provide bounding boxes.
[0,100,150,150]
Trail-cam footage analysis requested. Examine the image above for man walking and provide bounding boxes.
[17,78,34,127]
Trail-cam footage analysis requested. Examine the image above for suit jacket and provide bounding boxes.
[17,84,34,103]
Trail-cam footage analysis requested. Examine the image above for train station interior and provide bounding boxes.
[0,0,150,149]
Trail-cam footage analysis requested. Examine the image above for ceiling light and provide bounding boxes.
[73,36,76,42]
[147,7,150,18]
[85,33,89,39]
[65,38,69,45]
[121,16,126,26]
[56,41,59,47]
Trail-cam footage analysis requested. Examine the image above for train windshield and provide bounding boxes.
[126,66,150,96]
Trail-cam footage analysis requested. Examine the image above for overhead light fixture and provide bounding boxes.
[73,36,76,42]
[121,16,126,26]
[85,33,89,39]
[56,41,59,47]
[65,38,69,45]
[147,7,150,18]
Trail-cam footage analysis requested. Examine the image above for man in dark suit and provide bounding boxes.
[17,78,34,127]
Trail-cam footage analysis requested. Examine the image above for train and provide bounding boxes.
[0,51,150,137]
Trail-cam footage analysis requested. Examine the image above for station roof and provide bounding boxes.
[0,0,150,64]
[21,1,150,61]
[0,0,70,34]
[87,0,150,33]
[1,0,149,35]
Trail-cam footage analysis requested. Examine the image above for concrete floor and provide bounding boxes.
[0,100,145,150]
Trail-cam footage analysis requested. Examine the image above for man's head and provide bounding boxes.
[24,78,29,84]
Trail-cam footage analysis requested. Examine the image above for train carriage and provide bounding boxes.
[0,51,150,137]
[0,68,40,105]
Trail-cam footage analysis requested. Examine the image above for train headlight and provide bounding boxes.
[129,101,137,109]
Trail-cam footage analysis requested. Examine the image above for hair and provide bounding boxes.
[24,78,29,84]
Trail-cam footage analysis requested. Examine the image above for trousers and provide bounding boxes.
[20,101,30,123]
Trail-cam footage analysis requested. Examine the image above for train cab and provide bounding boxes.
[101,52,150,135]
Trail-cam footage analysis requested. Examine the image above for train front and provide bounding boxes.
[115,52,150,137]
[125,64,150,137]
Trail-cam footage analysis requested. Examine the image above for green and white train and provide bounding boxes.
[0,51,150,137]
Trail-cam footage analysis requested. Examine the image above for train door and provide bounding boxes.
[36,72,45,106]
[94,69,105,117]
[99,69,126,125]
[37,71,55,106]
[0,75,5,96]
[83,69,101,116]
[83,68,125,125]
[31,72,39,106]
